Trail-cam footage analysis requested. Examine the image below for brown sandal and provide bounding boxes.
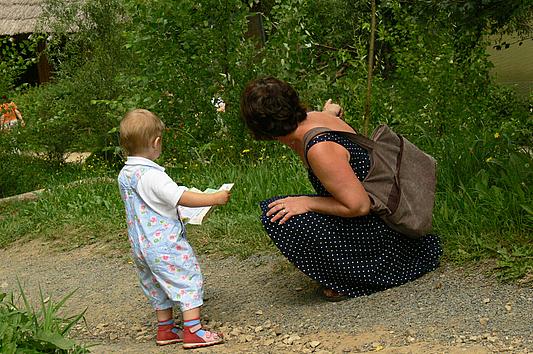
[318,286,349,302]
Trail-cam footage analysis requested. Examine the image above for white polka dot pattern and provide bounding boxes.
[260,132,442,297]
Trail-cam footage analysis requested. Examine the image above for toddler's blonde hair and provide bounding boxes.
[119,109,165,156]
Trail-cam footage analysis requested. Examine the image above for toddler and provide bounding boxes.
[117,109,229,349]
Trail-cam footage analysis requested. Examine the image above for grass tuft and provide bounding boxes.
[0,280,89,353]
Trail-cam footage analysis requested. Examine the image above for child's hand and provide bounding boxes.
[213,190,231,205]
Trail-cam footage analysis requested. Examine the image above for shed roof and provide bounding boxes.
[0,0,43,35]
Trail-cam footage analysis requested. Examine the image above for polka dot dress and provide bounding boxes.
[260,132,442,297]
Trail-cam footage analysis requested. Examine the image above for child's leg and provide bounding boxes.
[182,306,223,349]
[141,237,222,348]
[131,254,183,346]
[156,308,174,322]
[182,307,200,321]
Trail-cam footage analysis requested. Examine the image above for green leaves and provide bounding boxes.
[0,34,43,94]
[0,284,88,353]
[34,330,78,350]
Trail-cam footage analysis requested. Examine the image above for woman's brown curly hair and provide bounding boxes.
[240,76,307,140]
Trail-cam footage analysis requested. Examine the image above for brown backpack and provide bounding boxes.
[303,124,437,239]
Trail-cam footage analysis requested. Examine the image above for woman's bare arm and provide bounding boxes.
[267,141,370,224]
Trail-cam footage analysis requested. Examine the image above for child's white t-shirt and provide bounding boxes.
[123,156,187,220]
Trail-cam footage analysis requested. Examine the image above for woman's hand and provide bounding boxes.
[267,196,310,224]
[323,99,343,119]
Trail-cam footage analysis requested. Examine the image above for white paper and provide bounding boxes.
[178,183,233,225]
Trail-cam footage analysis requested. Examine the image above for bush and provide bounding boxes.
[0,153,49,198]
[122,0,257,159]
[0,34,43,94]
[7,0,135,161]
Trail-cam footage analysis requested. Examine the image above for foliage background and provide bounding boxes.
[0,0,531,280]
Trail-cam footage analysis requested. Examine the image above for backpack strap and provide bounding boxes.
[303,127,332,168]
[302,126,376,168]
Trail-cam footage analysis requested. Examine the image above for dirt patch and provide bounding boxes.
[64,152,92,163]
[0,240,531,353]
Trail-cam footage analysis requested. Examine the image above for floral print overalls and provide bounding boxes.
[118,165,203,311]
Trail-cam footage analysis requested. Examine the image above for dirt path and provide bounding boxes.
[1,240,531,353]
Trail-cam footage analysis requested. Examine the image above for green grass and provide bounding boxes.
[0,154,82,199]
[180,154,313,257]
[0,177,125,250]
[430,126,533,281]
[0,154,312,257]
[0,147,531,281]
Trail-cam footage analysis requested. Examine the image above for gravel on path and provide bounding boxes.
[0,240,531,353]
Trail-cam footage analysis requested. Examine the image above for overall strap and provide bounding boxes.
[120,165,152,190]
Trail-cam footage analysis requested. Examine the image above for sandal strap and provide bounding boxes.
[170,326,183,334]
[188,323,202,334]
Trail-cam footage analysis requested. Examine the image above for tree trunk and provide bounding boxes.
[363,0,377,136]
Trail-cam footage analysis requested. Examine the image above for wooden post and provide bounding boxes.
[245,2,265,47]
[363,0,377,137]
[37,39,51,83]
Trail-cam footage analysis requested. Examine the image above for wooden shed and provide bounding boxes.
[0,0,51,84]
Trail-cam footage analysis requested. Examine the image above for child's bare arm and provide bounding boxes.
[178,190,230,208]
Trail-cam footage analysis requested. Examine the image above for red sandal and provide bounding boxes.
[156,324,183,346]
[183,321,224,349]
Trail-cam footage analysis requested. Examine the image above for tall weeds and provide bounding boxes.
[0,282,88,353]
